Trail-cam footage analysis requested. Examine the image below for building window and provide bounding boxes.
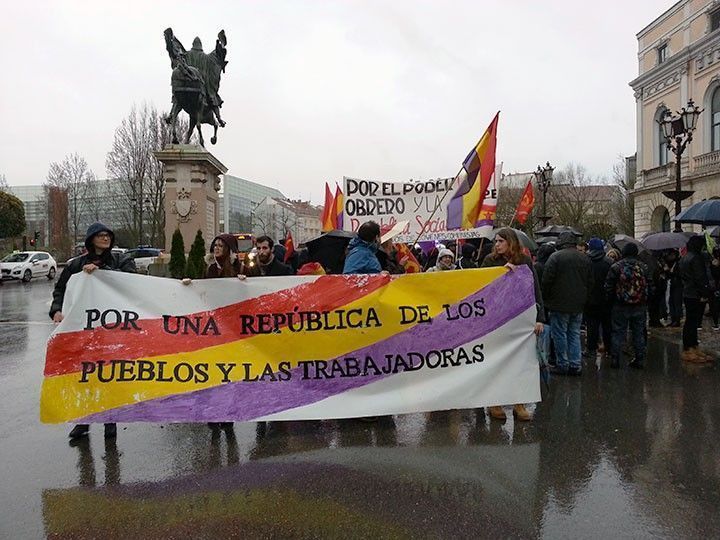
[657,44,667,64]
[711,10,720,32]
[713,87,720,151]
[658,110,669,166]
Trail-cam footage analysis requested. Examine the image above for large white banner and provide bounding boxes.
[343,165,500,243]
[41,266,539,423]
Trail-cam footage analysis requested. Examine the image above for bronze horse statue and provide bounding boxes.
[164,28,227,147]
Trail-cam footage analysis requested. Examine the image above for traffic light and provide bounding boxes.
[33,231,40,246]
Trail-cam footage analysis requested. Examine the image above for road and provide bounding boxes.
[1,278,719,538]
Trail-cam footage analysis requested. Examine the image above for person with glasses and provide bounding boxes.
[49,222,137,441]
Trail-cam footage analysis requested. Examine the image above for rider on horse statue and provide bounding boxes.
[164,28,228,147]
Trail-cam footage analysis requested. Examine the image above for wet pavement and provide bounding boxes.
[2,279,720,539]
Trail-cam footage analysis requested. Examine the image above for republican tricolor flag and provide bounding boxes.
[333,183,344,230]
[447,112,499,230]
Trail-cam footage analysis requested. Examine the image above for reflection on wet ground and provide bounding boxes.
[2,281,720,538]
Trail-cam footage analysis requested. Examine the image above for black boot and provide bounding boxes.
[104,423,117,438]
[69,424,89,439]
[207,422,221,431]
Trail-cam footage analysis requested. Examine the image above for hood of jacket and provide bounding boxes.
[589,249,607,262]
[84,222,115,251]
[348,236,377,253]
[556,231,577,248]
[536,244,556,264]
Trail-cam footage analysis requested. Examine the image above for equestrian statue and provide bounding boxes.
[163,28,228,147]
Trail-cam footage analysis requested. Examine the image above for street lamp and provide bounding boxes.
[534,161,554,227]
[658,99,703,232]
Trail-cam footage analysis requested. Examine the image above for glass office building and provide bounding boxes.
[219,174,285,233]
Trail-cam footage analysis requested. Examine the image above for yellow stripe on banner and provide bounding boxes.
[41,268,506,422]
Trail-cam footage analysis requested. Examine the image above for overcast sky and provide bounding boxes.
[0,1,675,203]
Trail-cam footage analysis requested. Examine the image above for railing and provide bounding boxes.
[693,150,720,175]
[641,164,671,186]
[640,157,690,187]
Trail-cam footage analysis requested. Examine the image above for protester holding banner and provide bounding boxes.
[49,222,137,441]
[204,234,243,278]
[427,248,456,272]
[481,227,544,422]
[343,221,383,274]
[255,236,294,276]
[182,233,248,431]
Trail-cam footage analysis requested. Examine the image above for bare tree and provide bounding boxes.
[45,154,95,243]
[611,156,635,236]
[548,163,617,236]
[106,103,190,247]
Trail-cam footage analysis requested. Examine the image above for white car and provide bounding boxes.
[1,251,58,282]
[125,247,164,274]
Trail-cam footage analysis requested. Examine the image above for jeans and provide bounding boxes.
[585,307,611,353]
[683,298,704,349]
[611,304,647,365]
[549,311,583,371]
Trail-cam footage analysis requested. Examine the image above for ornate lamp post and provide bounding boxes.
[534,161,554,227]
[658,99,703,232]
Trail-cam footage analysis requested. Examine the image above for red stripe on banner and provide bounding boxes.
[44,275,389,377]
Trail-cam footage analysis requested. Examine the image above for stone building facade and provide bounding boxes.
[629,0,720,235]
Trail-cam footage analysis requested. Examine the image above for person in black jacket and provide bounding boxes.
[254,236,294,276]
[679,235,711,362]
[49,222,137,440]
[542,232,593,376]
[456,243,477,269]
[584,238,612,358]
[709,247,720,331]
[604,243,653,369]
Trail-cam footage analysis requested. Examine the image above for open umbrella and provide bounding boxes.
[536,236,558,245]
[305,229,355,274]
[495,228,538,252]
[611,234,644,252]
[479,227,538,251]
[641,231,696,251]
[675,199,720,226]
[535,225,582,238]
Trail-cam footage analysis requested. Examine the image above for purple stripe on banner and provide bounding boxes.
[80,267,535,423]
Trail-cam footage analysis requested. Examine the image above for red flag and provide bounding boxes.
[321,183,336,231]
[284,230,295,262]
[514,179,535,225]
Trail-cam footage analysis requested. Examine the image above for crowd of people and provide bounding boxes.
[51,221,719,439]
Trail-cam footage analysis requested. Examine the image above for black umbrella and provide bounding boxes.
[536,236,558,245]
[641,231,696,251]
[491,228,538,252]
[611,234,644,252]
[305,229,355,274]
[675,200,720,226]
[535,225,582,238]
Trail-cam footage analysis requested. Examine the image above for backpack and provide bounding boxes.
[615,260,647,305]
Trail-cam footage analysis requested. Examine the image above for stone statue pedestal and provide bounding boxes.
[154,144,227,251]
